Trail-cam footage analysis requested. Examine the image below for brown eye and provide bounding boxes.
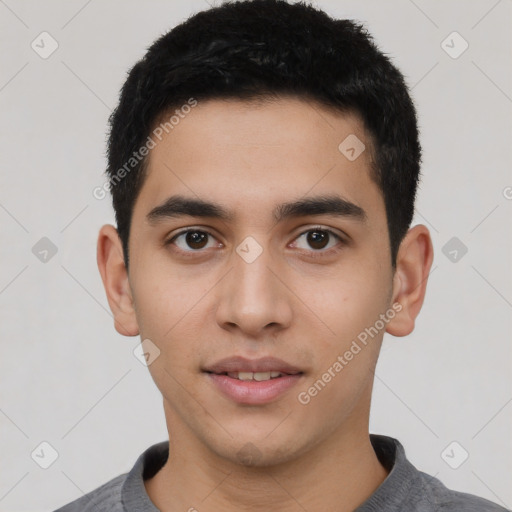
[294,228,342,253]
[184,231,209,249]
[306,230,330,250]
[167,230,216,252]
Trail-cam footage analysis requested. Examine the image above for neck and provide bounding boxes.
[145,404,389,512]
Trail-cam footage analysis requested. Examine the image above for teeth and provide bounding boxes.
[254,372,271,381]
[238,371,255,381]
[226,371,284,381]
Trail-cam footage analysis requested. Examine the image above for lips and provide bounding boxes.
[202,356,303,375]
[203,356,304,405]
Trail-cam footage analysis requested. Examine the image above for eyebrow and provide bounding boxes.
[146,194,367,225]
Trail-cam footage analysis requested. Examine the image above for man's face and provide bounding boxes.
[127,97,396,465]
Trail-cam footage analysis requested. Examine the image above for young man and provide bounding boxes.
[55,0,508,510]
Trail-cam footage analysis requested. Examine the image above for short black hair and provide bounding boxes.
[106,0,421,270]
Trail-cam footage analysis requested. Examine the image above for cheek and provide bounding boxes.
[296,273,388,419]
[130,253,206,340]
[310,263,391,349]
[130,272,203,400]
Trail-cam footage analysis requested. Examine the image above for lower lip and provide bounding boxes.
[205,373,302,405]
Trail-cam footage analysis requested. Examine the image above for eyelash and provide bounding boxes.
[164,226,345,259]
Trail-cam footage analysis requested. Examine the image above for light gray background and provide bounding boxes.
[1,1,511,511]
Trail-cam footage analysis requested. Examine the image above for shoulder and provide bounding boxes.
[52,472,127,512]
[367,434,509,512]
[52,440,168,512]
[417,470,510,512]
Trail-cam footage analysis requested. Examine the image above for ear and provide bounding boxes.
[386,224,434,337]
[96,224,140,337]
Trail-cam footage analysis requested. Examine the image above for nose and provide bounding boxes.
[215,241,293,338]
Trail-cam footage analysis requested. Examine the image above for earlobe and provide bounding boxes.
[96,224,140,337]
[385,224,434,337]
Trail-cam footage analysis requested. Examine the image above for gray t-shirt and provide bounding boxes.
[54,434,509,511]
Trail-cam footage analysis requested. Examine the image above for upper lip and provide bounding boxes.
[203,356,303,375]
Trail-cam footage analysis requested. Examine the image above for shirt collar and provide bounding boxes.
[121,434,416,511]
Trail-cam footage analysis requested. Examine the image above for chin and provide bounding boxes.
[210,434,308,468]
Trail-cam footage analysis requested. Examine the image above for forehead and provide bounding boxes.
[133,97,384,226]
